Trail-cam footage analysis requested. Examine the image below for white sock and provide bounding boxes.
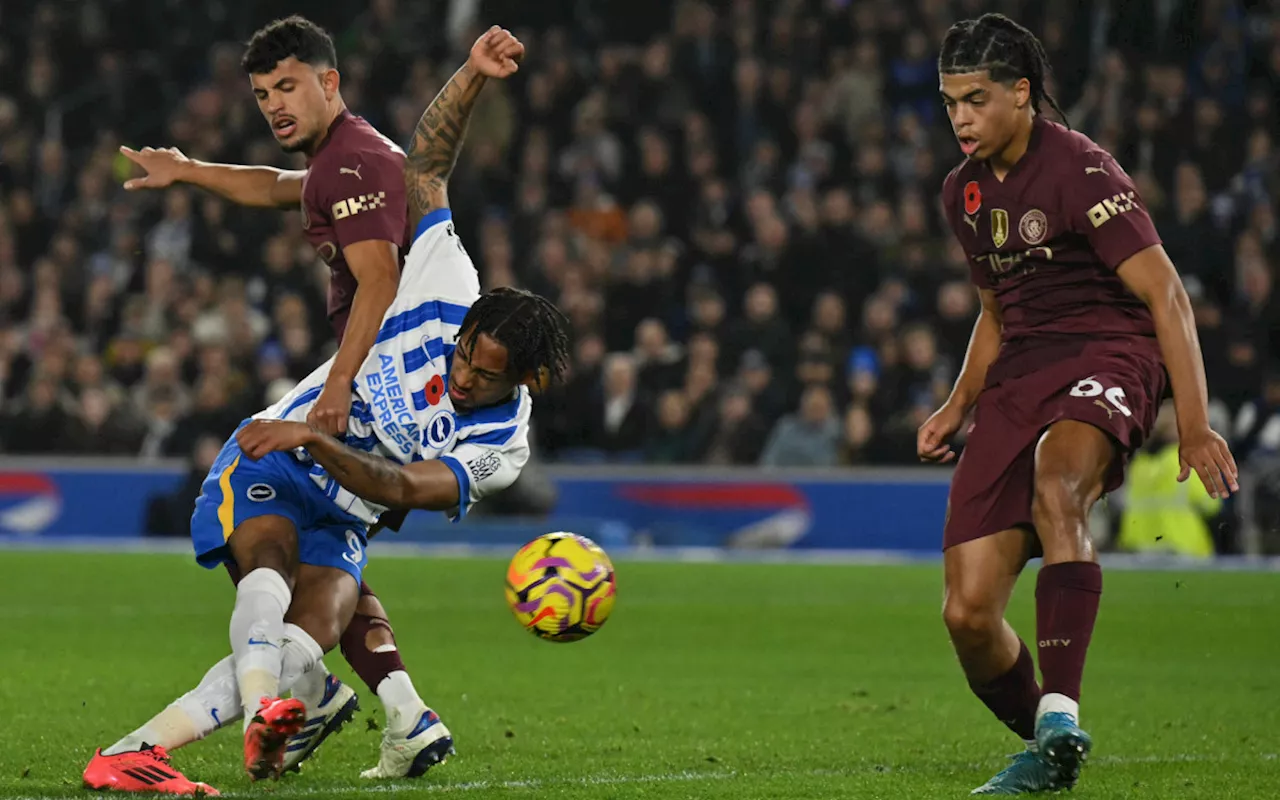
[102,631,330,757]
[229,567,292,724]
[376,670,426,733]
[103,656,242,755]
[1036,692,1080,725]
[279,623,326,706]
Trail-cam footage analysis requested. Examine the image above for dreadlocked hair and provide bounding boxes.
[459,287,572,391]
[938,13,1070,129]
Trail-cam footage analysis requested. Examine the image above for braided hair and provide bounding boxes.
[938,13,1070,129]
[459,287,572,391]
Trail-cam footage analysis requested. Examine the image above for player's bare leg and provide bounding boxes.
[945,529,1071,794]
[343,585,455,779]
[1027,421,1113,782]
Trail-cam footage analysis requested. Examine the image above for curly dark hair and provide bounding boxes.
[938,13,1070,128]
[459,288,573,390]
[241,15,336,75]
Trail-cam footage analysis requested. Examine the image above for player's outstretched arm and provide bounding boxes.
[1116,245,1239,499]
[237,420,461,510]
[404,25,524,225]
[918,288,1003,463]
[120,146,304,209]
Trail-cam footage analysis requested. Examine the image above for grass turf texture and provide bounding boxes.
[0,551,1276,799]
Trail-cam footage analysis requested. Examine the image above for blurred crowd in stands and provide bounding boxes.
[0,0,1278,549]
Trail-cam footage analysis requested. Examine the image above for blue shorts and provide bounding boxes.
[190,423,370,585]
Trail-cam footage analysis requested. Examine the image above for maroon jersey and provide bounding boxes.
[941,116,1163,387]
[301,110,410,341]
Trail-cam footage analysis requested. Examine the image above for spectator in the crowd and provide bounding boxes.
[759,384,840,468]
[59,386,143,455]
[840,404,878,465]
[1,373,70,454]
[646,389,699,464]
[633,318,683,391]
[588,353,650,457]
[699,385,768,465]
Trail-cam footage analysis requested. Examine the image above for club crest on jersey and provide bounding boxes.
[424,409,457,450]
[1019,209,1049,245]
[963,181,982,215]
[991,209,1009,248]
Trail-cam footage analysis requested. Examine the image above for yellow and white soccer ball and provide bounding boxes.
[504,532,616,642]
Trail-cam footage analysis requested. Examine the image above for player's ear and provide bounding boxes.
[520,367,552,394]
[1012,77,1031,110]
[320,67,340,101]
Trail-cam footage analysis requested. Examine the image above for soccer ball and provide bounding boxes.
[504,532,616,642]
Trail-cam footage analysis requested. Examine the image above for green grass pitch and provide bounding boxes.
[0,550,1277,798]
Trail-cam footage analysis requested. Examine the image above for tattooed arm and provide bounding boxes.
[405,25,525,226]
[237,420,461,510]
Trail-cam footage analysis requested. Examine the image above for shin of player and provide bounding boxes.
[85,627,327,795]
[341,582,427,734]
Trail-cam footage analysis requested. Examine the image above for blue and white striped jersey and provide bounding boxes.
[256,209,532,525]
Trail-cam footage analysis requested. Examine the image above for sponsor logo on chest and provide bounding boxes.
[363,354,424,456]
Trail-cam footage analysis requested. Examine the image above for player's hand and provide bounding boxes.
[119,146,191,190]
[237,420,319,460]
[917,402,967,464]
[307,383,352,438]
[1177,426,1239,500]
[469,25,524,79]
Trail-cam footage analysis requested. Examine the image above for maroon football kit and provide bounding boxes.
[300,110,410,340]
[939,116,1168,550]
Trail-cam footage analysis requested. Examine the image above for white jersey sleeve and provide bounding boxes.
[435,385,533,521]
[398,209,480,305]
[438,431,531,521]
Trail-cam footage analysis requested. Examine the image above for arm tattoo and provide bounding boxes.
[306,435,410,508]
[405,62,488,218]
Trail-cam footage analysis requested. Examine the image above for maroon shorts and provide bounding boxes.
[942,342,1167,551]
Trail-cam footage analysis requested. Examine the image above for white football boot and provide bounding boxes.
[282,674,360,773]
[360,706,454,779]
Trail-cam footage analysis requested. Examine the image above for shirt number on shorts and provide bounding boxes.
[1069,377,1132,417]
[342,530,364,567]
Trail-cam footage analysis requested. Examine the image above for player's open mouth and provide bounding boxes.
[273,118,297,138]
[958,136,980,156]
[449,385,468,404]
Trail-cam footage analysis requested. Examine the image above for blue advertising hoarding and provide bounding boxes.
[0,460,951,553]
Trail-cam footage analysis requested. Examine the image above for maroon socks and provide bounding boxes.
[970,640,1041,741]
[339,581,408,693]
[1035,561,1103,706]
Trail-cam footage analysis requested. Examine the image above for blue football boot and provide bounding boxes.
[970,748,1071,795]
[1035,711,1092,786]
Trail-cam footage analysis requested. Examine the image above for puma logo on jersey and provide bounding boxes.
[963,214,978,234]
[1093,399,1116,419]
[1085,164,1109,176]
[339,165,363,179]
[332,192,388,220]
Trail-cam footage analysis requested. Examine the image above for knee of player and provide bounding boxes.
[287,612,342,654]
[942,596,1001,640]
[1031,472,1089,525]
